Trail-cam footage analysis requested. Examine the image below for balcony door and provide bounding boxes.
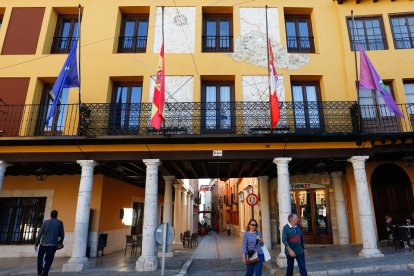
[359,83,401,133]
[109,83,142,135]
[291,82,323,133]
[36,85,70,135]
[201,82,235,134]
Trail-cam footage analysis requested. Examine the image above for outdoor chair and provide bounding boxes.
[134,235,143,256]
[125,235,136,256]
[191,233,198,248]
[393,227,411,251]
[182,231,191,248]
[97,233,108,257]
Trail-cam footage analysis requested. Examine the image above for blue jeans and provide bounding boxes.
[37,245,57,276]
[245,253,264,276]
[286,252,307,276]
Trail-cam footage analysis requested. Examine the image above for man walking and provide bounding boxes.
[282,213,307,276]
[35,210,65,276]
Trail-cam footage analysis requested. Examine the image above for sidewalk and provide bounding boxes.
[264,244,414,275]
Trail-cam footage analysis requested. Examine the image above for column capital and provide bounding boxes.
[77,160,98,167]
[273,157,292,165]
[331,171,343,178]
[0,161,11,170]
[163,175,176,183]
[173,183,183,190]
[143,159,161,166]
[348,156,369,169]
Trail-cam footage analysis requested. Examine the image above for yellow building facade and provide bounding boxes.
[0,0,413,270]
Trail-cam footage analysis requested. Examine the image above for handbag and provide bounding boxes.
[245,234,260,265]
[261,244,271,262]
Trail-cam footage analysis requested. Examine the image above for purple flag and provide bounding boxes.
[359,45,404,118]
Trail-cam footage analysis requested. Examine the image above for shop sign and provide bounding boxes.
[291,183,327,190]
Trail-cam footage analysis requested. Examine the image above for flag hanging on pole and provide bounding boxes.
[359,45,404,118]
[268,39,280,128]
[46,40,80,124]
[150,43,165,130]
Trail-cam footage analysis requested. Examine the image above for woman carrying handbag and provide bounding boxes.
[242,219,264,276]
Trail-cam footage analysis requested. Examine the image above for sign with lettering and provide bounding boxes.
[246,193,259,206]
[291,183,327,190]
[213,150,222,157]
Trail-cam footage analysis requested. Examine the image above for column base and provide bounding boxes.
[172,241,184,249]
[62,257,89,272]
[136,255,159,271]
[276,253,287,267]
[359,248,384,258]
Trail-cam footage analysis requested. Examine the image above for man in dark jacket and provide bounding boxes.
[35,210,65,276]
[282,213,307,276]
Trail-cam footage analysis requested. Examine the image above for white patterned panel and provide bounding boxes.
[240,7,280,43]
[227,7,309,70]
[148,76,194,103]
[153,7,196,53]
[242,75,285,102]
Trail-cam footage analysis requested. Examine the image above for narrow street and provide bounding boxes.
[187,231,271,275]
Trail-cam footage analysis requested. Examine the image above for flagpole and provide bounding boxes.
[162,6,166,136]
[265,5,272,132]
[351,10,359,96]
[78,4,82,105]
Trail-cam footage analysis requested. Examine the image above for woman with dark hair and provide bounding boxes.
[242,218,264,276]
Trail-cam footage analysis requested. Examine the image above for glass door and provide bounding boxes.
[291,189,332,244]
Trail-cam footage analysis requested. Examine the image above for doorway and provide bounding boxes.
[371,163,414,240]
[290,188,332,244]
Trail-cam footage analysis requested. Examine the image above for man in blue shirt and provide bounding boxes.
[282,213,307,276]
[35,210,65,276]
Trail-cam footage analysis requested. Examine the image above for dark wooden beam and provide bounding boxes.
[171,162,187,179]
[183,161,198,179]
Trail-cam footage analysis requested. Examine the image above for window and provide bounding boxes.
[201,82,234,133]
[0,197,46,244]
[51,15,78,54]
[291,82,323,132]
[36,84,70,135]
[390,15,414,49]
[202,14,233,52]
[347,17,387,51]
[285,15,315,53]
[359,83,400,132]
[404,81,414,126]
[118,14,149,53]
[109,83,142,134]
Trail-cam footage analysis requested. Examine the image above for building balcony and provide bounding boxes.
[0,101,413,140]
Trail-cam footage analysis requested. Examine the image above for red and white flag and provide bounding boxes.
[150,44,165,130]
[268,39,280,128]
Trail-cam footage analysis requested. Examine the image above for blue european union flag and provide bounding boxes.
[45,40,80,125]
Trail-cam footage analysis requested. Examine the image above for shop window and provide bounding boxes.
[0,197,46,244]
[118,14,149,53]
[202,14,233,52]
[285,15,315,53]
[51,14,79,54]
[390,14,414,49]
[347,16,387,51]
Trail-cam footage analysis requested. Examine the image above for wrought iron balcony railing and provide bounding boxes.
[202,35,233,52]
[350,38,388,51]
[118,36,148,53]
[287,36,315,53]
[51,37,78,54]
[0,101,413,138]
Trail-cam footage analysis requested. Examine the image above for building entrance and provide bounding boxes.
[290,188,332,244]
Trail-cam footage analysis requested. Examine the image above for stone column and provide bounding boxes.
[348,156,383,258]
[258,176,271,249]
[273,157,292,267]
[173,183,183,246]
[332,171,350,245]
[187,194,192,233]
[63,160,97,272]
[0,161,11,191]
[181,189,188,232]
[190,195,194,233]
[136,159,161,271]
[162,175,175,257]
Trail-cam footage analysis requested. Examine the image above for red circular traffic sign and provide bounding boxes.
[246,193,259,206]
